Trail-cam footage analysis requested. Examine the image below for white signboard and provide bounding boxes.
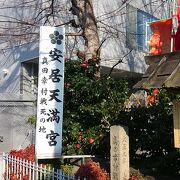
[36,26,65,159]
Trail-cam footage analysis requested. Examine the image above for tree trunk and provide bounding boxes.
[70,0,100,60]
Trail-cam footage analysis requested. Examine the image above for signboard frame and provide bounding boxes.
[35,26,65,159]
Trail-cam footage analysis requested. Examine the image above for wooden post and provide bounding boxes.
[173,100,180,148]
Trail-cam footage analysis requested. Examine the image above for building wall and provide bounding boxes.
[0,42,39,94]
[0,98,35,153]
[94,0,172,75]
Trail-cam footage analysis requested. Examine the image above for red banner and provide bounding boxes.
[149,19,172,55]
[149,0,180,55]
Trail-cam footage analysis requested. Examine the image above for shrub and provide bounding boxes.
[9,144,35,162]
[121,88,180,176]
[63,59,129,156]
[7,145,35,180]
[75,160,109,180]
[60,159,74,174]
[129,169,144,180]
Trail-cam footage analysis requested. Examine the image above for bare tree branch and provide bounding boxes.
[108,49,133,77]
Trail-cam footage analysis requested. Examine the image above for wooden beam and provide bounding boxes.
[165,63,180,87]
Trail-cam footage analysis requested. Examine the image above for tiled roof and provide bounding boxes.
[134,51,180,89]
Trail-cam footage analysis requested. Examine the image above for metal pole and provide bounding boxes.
[171,0,179,52]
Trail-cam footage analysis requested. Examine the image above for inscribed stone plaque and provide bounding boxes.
[110,125,129,180]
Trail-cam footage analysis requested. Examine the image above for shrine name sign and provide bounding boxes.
[35,26,65,159]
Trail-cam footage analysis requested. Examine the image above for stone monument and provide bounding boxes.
[110,125,129,180]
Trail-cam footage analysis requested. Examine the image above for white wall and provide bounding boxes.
[0,0,40,94]
[94,0,172,75]
[0,101,35,153]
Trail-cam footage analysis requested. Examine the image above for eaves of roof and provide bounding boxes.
[134,51,180,89]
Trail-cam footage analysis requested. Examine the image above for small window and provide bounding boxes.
[21,60,38,95]
[126,4,158,52]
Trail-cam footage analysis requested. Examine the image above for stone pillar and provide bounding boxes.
[110,125,129,180]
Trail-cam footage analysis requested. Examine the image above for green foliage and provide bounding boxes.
[60,159,74,175]
[129,169,144,180]
[118,88,180,176]
[27,115,36,125]
[63,58,129,156]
